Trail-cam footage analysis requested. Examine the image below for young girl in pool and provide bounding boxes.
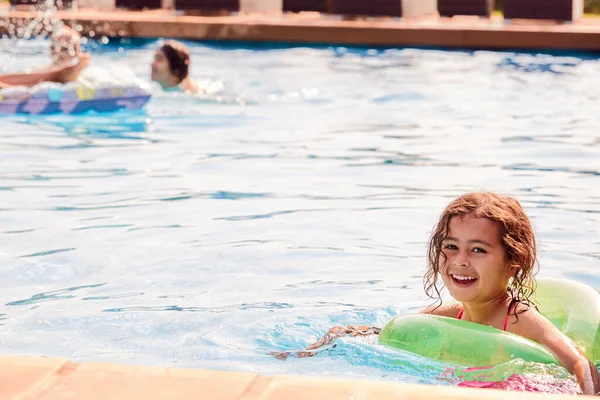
[275,192,600,395]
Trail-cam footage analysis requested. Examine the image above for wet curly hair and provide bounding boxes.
[424,192,538,316]
[160,41,190,82]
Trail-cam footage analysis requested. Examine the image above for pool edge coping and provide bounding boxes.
[0,355,591,399]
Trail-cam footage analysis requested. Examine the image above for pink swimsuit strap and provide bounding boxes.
[456,303,516,332]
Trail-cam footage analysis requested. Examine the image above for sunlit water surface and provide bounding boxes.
[1,37,599,390]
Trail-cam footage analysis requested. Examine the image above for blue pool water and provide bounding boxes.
[1,37,600,387]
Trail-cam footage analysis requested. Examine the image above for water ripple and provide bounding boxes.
[103,301,295,313]
[6,283,107,306]
[18,248,77,258]
[159,191,271,202]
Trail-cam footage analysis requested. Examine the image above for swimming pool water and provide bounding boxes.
[1,38,600,387]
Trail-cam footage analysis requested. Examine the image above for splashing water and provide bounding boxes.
[444,360,582,394]
[2,0,79,42]
[270,331,586,394]
[459,373,580,394]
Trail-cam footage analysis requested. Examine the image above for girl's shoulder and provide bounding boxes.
[420,302,462,318]
[506,302,548,336]
[182,78,200,94]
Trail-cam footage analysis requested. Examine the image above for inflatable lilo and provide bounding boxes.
[379,278,600,366]
[0,67,151,115]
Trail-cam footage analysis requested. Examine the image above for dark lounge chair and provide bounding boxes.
[331,0,402,17]
[503,0,583,22]
[115,0,162,9]
[282,0,329,13]
[175,0,239,14]
[438,0,494,18]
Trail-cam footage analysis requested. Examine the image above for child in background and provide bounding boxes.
[151,41,200,94]
[0,26,89,89]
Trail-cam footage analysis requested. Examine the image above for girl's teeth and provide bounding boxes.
[453,275,476,281]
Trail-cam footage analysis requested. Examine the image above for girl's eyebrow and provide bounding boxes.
[444,237,494,248]
[470,239,494,248]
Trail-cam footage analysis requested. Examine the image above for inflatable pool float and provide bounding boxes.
[0,66,151,115]
[379,278,600,366]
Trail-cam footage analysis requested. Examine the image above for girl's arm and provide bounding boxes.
[0,54,90,87]
[516,312,600,395]
[0,72,48,87]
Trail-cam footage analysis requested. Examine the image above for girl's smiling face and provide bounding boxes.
[440,214,515,303]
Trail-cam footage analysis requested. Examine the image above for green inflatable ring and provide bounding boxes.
[379,278,600,366]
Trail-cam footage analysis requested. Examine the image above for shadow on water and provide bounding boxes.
[497,54,585,74]
[14,110,152,138]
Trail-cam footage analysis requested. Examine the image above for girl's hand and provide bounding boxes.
[53,54,90,84]
[576,359,600,396]
[513,310,600,396]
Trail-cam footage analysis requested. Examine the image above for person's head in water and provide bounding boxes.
[50,26,82,65]
[151,41,191,89]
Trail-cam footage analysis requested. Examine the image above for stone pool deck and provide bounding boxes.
[0,355,590,400]
[1,7,600,51]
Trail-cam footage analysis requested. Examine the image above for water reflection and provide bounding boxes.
[17,110,151,138]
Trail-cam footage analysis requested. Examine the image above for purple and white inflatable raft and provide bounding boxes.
[0,67,152,115]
